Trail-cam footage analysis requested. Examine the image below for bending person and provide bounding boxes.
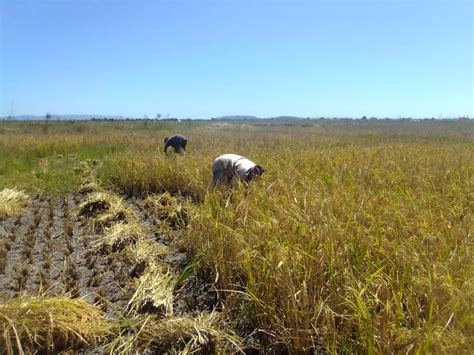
[212,154,264,187]
[164,134,188,153]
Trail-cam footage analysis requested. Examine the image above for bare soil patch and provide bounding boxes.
[0,193,217,318]
[0,195,131,313]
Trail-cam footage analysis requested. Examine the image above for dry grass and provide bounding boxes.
[0,188,29,217]
[0,296,112,354]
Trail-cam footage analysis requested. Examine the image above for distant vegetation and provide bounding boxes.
[0,119,472,353]
[2,114,471,121]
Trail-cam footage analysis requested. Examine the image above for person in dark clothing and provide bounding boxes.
[164,134,188,153]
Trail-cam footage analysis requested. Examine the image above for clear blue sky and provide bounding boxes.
[1,0,472,119]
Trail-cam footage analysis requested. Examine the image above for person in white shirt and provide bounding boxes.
[212,154,264,187]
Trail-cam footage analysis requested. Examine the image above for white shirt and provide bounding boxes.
[213,154,257,182]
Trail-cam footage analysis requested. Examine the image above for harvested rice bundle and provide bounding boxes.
[77,191,136,229]
[76,180,101,195]
[0,188,29,217]
[92,222,145,253]
[144,192,189,228]
[107,311,242,354]
[127,266,176,316]
[125,237,170,277]
[0,296,112,354]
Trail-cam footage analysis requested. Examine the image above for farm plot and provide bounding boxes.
[0,185,236,353]
[1,120,472,353]
[0,194,132,311]
[0,190,218,311]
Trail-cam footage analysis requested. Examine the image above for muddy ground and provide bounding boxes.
[0,194,218,318]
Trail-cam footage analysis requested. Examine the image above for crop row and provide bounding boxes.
[0,195,130,310]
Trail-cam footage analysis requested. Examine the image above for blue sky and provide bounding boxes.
[1,0,472,118]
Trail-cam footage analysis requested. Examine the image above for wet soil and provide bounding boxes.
[0,194,217,318]
[0,195,131,314]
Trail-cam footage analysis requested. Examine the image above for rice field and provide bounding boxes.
[0,119,472,353]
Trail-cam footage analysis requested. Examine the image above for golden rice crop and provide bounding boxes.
[184,139,473,353]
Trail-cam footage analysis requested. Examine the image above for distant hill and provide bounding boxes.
[272,116,304,120]
[214,115,261,120]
